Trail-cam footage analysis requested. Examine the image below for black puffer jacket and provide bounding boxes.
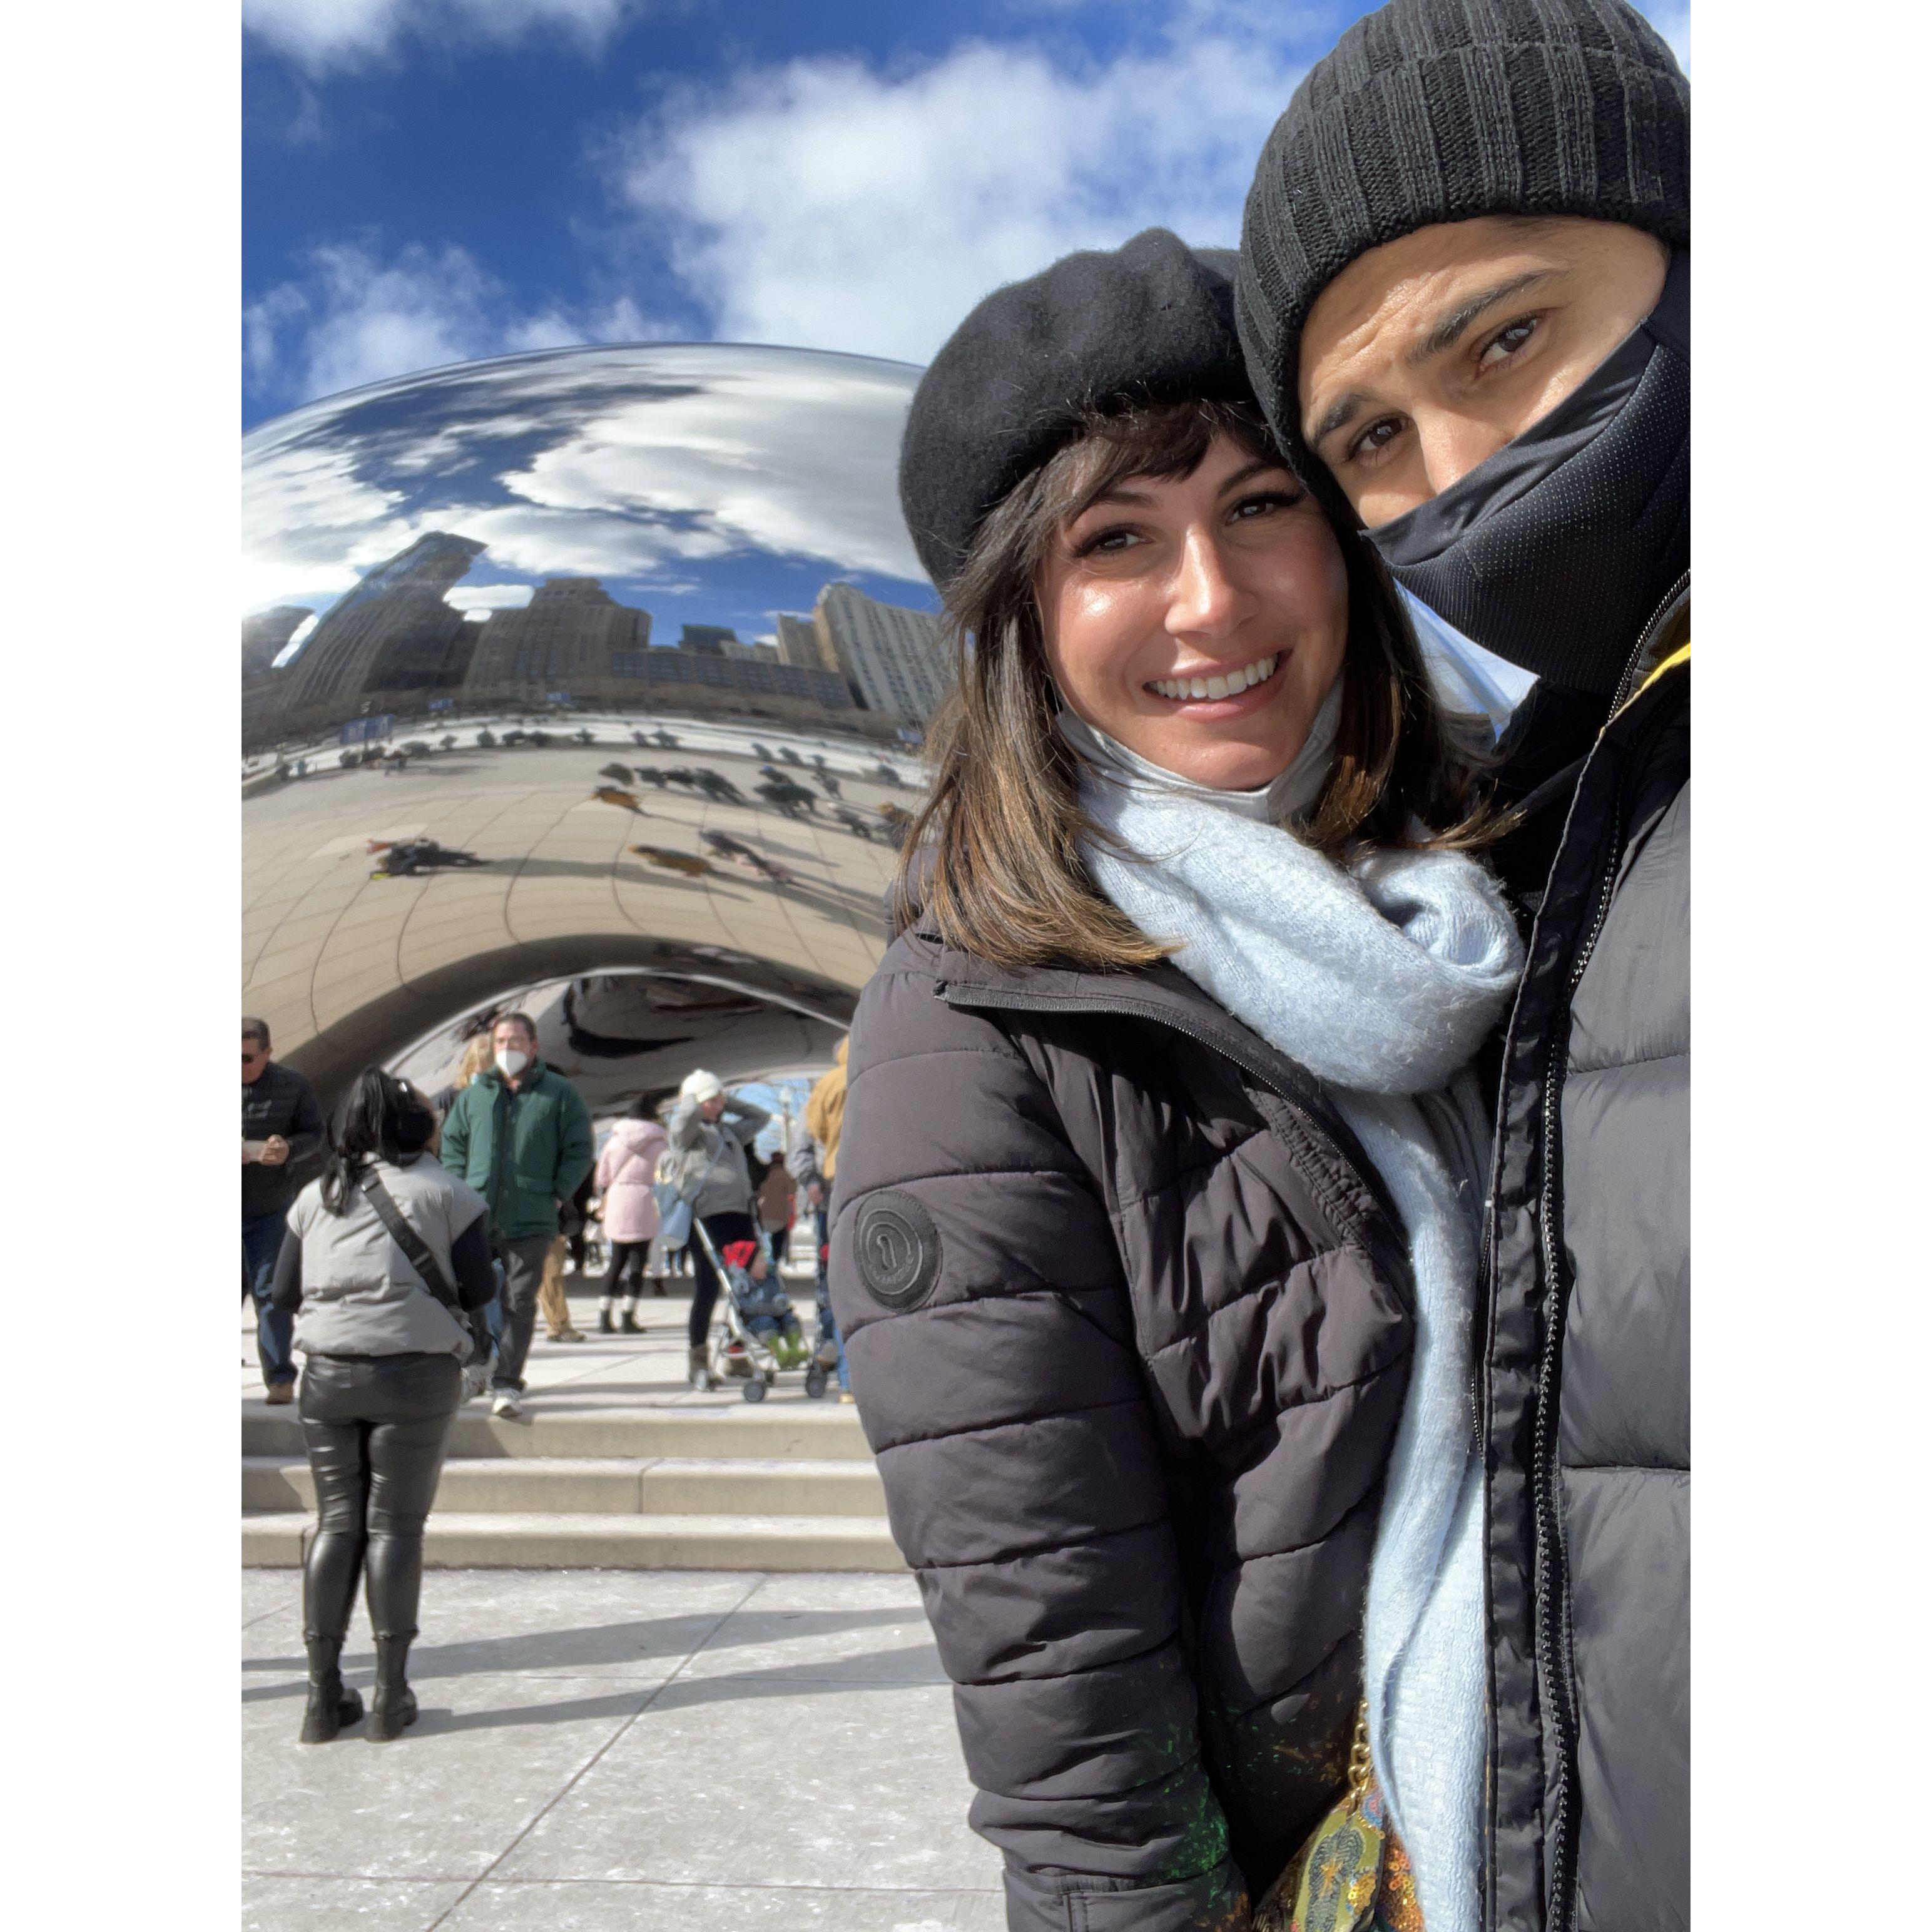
[829,938,1417,1930]
[1481,594,1689,1932]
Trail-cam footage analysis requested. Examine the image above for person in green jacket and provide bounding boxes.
[438,1011,594,1418]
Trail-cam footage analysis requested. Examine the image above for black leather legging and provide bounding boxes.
[298,1352,462,1644]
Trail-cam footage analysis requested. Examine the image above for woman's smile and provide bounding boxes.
[1144,649,1283,709]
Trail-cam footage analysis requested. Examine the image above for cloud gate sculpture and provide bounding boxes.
[242,339,1528,1115]
[242,342,945,1110]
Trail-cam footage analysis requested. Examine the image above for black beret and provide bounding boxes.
[899,228,1254,592]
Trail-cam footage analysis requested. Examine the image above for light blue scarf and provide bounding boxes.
[1060,702,1524,1932]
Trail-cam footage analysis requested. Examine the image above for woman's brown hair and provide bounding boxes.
[893,397,1503,974]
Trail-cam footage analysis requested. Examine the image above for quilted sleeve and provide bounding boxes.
[829,945,1249,1932]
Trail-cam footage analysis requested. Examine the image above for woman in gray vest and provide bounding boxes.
[272,1069,496,1744]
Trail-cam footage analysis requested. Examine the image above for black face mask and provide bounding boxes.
[1368,250,1689,698]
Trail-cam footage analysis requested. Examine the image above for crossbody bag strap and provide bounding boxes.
[361,1172,460,1310]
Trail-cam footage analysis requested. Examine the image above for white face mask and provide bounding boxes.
[495,1047,530,1077]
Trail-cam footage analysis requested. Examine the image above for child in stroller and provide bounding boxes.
[719,1241,810,1367]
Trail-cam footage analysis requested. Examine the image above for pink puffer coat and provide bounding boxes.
[594,1118,668,1244]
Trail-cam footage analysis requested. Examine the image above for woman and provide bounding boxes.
[593,1096,669,1330]
[273,1069,496,1744]
[663,1069,771,1385]
[828,231,1524,1930]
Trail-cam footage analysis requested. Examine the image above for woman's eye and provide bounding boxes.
[1348,416,1405,467]
[1073,524,1141,558]
[1477,315,1540,369]
[1229,489,1302,523]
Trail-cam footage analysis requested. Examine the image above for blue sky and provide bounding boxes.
[243,0,1689,430]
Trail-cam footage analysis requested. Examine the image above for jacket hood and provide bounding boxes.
[609,1116,665,1151]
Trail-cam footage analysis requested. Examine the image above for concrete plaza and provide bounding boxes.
[240,1283,1003,1930]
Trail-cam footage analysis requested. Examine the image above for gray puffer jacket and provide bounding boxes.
[1481,606,1689,1932]
[828,936,1418,1930]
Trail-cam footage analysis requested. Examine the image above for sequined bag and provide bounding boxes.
[1251,1707,1421,1932]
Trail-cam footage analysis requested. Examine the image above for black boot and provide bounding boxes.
[620,1307,641,1333]
[367,1634,419,1742]
[299,1635,364,1744]
[597,1306,615,1334]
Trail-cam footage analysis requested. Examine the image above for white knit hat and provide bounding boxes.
[679,1068,724,1104]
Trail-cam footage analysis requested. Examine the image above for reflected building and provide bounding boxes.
[464,577,652,705]
[243,606,311,681]
[773,612,834,674]
[814,581,950,727]
[275,532,486,728]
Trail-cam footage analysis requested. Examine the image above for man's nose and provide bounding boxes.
[1416,409,1508,501]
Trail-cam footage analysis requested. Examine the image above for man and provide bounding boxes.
[1237,6,1687,1929]
[241,1017,323,1404]
[439,1012,594,1418]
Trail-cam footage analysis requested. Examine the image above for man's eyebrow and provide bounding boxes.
[1308,391,1371,451]
[1408,269,1553,365]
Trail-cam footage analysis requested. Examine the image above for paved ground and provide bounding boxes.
[242,1276,1003,1931]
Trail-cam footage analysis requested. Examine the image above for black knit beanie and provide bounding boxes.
[900,229,1253,592]
[1236,0,1689,479]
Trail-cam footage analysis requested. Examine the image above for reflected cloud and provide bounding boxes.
[242,343,933,654]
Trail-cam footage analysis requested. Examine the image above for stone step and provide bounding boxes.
[242,1455,888,1518]
[241,1400,873,1462]
[242,1510,907,1573]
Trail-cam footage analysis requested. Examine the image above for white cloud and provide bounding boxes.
[245,238,673,409]
[445,582,537,612]
[243,0,642,72]
[615,15,1316,365]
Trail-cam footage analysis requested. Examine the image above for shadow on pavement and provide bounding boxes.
[243,1604,922,1697]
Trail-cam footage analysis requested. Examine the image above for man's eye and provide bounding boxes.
[1348,417,1405,465]
[1478,316,1540,368]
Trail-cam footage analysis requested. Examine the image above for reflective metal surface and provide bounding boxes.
[242,340,1524,1111]
[242,343,940,1104]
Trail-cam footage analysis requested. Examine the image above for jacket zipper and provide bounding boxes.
[1532,741,1635,1928]
[931,979,1398,1253]
[1607,570,1690,714]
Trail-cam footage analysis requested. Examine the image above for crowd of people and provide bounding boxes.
[243,1006,855,1747]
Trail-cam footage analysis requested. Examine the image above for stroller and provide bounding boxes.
[688,1219,840,1403]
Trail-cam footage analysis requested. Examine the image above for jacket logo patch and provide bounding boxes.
[855,1192,942,1311]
